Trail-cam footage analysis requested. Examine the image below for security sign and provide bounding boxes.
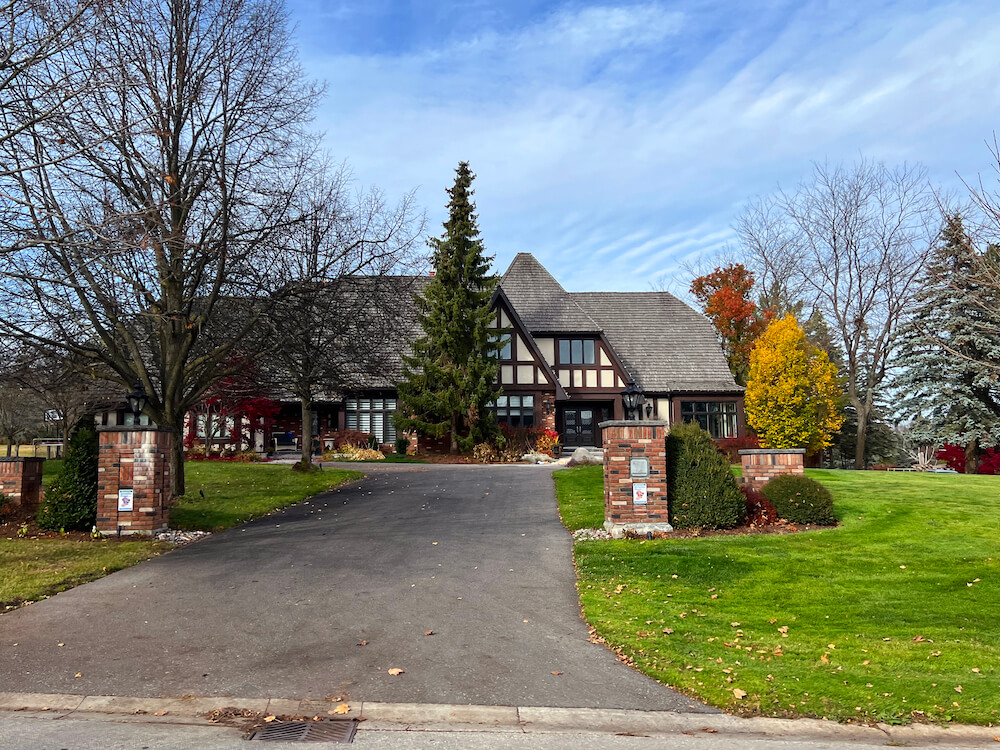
[117,489,134,512]
[632,482,648,505]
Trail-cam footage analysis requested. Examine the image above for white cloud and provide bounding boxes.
[300,1,1000,290]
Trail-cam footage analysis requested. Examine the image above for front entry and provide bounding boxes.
[560,404,611,447]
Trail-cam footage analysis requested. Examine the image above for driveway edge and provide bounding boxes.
[1,692,997,746]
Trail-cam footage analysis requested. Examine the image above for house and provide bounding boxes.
[101,253,745,451]
[266,252,744,450]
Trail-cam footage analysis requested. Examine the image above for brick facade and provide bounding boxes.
[601,420,672,537]
[0,457,45,512]
[739,449,805,491]
[96,427,173,536]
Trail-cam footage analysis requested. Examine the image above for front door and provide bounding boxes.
[561,405,609,447]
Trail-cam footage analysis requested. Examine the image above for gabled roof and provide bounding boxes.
[499,253,601,333]
[500,253,741,394]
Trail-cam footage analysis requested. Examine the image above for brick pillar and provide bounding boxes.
[739,449,805,491]
[0,457,45,512]
[601,420,672,538]
[96,427,174,536]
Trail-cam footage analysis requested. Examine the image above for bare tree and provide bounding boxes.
[0,0,322,494]
[264,162,425,470]
[737,159,938,468]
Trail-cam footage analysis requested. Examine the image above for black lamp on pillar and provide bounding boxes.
[126,382,148,423]
[621,381,643,421]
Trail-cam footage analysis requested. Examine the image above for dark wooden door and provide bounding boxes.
[561,407,596,447]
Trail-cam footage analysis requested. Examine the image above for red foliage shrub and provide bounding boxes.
[978,447,1000,475]
[740,484,779,528]
[935,444,966,473]
[332,430,375,449]
[715,435,760,462]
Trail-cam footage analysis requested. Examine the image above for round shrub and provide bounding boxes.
[761,474,836,525]
[37,415,98,531]
[666,421,744,529]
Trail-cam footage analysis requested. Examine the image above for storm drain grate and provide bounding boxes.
[247,719,358,743]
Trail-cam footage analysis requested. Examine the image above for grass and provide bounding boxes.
[170,462,363,531]
[0,537,167,610]
[3,461,363,609]
[554,466,1000,726]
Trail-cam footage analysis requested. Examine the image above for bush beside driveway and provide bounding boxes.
[555,466,1000,726]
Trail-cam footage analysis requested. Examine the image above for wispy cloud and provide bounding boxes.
[292,0,1000,291]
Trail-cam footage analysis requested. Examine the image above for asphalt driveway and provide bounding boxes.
[2,464,708,711]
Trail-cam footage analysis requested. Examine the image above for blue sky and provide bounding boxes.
[287,0,1000,293]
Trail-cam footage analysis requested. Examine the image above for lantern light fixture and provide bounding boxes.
[621,380,643,420]
[126,382,148,422]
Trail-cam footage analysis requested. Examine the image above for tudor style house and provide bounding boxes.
[259,253,745,450]
[98,253,745,450]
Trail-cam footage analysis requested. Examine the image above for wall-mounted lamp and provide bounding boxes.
[645,404,653,418]
[126,382,148,421]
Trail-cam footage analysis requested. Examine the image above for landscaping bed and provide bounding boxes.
[554,465,1000,726]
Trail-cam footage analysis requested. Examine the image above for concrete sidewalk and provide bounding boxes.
[0,691,997,748]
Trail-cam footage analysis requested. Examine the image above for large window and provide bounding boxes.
[558,338,595,365]
[680,401,738,439]
[491,395,535,427]
[346,397,397,444]
[488,332,513,360]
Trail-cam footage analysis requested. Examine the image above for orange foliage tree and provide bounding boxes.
[690,263,772,385]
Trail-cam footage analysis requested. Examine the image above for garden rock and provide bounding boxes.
[567,447,603,466]
[521,452,555,464]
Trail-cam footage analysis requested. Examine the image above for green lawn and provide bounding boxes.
[554,466,1000,726]
[3,461,363,609]
[171,462,363,530]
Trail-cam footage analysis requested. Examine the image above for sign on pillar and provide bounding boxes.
[96,427,174,536]
[600,419,672,538]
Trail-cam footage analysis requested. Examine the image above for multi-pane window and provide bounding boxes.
[491,395,535,427]
[194,414,230,437]
[680,401,738,439]
[346,397,397,444]
[488,332,513,360]
[558,339,596,365]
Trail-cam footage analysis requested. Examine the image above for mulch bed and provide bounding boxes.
[626,519,837,540]
[0,505,153,542]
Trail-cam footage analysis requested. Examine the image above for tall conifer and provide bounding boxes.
[395,163,502,452]
[893,215,1000,472]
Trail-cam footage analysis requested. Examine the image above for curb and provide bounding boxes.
[0,692,997,746]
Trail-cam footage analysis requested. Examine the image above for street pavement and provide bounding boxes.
[2,463,703,710]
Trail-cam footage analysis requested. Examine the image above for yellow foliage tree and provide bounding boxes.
[745,315,844,455]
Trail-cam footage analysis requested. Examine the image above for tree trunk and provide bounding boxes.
[300,396,313,467]
[450,413,458,454]
[169,435,186,498]
[854,412,867,470]
[965,439,979,474]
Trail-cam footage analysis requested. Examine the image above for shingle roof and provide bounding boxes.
[501,253,741,394]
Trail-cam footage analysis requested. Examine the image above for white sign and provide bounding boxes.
[632,482,648,505]
[117,489,134,512]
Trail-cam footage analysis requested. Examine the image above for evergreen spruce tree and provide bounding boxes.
[395,162,502,453]
[37,414,98,531]
[892,214,1000,472]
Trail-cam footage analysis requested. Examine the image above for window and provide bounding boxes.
[558,338,595,365]
[489,332,513,360]
[346,397,397,444]
[680,401,738,439]
[195,414,231,437]
[491,395,535,427]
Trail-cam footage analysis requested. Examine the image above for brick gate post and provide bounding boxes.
[96,427,174,536]
[0,457,45,512]
[600,420,672,538]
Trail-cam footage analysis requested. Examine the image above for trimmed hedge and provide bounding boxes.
[666,421,744,529]
[761,474,836,525]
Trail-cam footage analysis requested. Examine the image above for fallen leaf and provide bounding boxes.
[424,630,435,636]
[388,668,404,676]
[955,686,963,693]
[662,628,674,635]
[733,689,747,699]
[357,640,367,646]
[332,704,350,715]
[731,622,740,627]
[550,671,563,676]
[821,653,830,663]
[912,635,925,642]
[264,715,277,723]
[57,643,64,647]
[972,668,981,673]
[153,710,168,716]
[74,673,82,678]
[701,727,718,733]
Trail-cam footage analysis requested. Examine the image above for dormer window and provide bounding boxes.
[558,338,595,365]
